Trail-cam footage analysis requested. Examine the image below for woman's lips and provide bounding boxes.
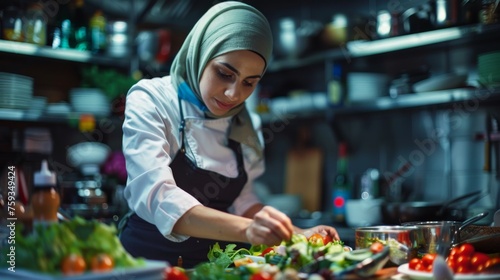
[215,99,235,110]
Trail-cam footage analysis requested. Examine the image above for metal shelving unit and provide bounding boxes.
[267,23,500,72]
[259,88,500,124]
[0,40,131,68]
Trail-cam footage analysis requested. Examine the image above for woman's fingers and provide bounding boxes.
[247,206,294,245]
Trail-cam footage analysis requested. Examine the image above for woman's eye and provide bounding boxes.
[217,70,233,80]
[243,80,255,87]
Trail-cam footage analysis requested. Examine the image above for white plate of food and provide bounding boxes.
[397,263,500,280]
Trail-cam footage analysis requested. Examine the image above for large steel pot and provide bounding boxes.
[355,226,420,266]
[401,211,489,255]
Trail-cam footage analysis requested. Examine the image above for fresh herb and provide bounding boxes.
[207,243,252,268]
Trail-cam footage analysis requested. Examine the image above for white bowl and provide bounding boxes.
[67,142,111,175]
[70,88,110,117]
[346,198,384,227]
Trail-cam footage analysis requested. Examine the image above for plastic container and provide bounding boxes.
[89,10,107,53]
[31,160,60,226]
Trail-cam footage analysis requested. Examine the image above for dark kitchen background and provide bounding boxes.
[1,0,499,246]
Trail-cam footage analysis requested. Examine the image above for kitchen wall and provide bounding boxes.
[252,0,500,219]
[1,0,498,223]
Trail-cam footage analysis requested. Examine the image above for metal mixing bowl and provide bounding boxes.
[355,226,419,266]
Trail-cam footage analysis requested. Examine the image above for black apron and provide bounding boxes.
[119,98,249,268]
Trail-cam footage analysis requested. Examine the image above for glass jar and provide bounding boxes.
[2,6,24,42]
[480,0,499,24]
[25,3,47,46]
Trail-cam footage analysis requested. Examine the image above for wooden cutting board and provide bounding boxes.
[284,147,323,212]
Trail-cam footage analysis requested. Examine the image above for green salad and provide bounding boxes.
[189,233,380,280]
[0,217,144,275]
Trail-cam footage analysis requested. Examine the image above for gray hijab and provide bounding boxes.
[170,1,273,159]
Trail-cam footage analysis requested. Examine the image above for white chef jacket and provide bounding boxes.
[122,76,265,242]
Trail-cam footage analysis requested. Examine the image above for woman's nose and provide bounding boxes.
[224,86,240,101]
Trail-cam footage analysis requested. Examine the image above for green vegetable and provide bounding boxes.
[207,243,251,269]
[80,66,138,100]
[0,217,144,273]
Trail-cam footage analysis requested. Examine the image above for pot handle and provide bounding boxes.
[458,211,489,232]
[437,190,484,216]
[453,211,489,245]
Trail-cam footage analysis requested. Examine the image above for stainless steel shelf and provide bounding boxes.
[338,87,500,113]
[259,87,500,124]
[267,23,500,72]
[0,40,130,67]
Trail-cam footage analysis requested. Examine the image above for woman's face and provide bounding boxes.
[199,50,265,116]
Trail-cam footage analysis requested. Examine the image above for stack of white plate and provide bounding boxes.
[0,72,34,110]
[24,96,47,120]
[347,72,390,102]
[478,51,500,86]
[69,88,111,117]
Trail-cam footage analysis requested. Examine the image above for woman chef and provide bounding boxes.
[119,1,340,268]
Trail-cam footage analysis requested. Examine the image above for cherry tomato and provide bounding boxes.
[457,243,475,257]
[260,247,275,256]
[421,253,436,267]
[415,262,425,271]
[409,258,421,270]
[369,242,384,254]
[163,266,189,280]
[90,253,114,272]
[448,247,459,261]
[250,271,272,280]
[456,265,472,274]
[308,233,325,246]
[470,252,489,269]
[323,234,333,245]
[61,253,87,276]
[485,257,500,270]
[447,259,457,273]
[456,255,471,269]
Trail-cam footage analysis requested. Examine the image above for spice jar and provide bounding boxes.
[2,5,24,42]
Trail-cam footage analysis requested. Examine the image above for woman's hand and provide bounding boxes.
[299,225,340,241]
[245,206,294,246]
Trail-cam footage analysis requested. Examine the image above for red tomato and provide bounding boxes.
[485,257,500,269]
[250,271,272,280]
[456,265,472,274]
[369,242,384,254]
[90,253,114,272]
[323,235,333,245]
[449,247,459,261]
[415,262,426,271]
[61,253,87,276]
[457,243,475,257]
[456,255,471,269]
[421,253,436,267]
[260,247,275,256]
[163,266,188,280]
[409,258,421,270]
[470,252,489,269]
[447,259,457,273]
[308,233,325,246]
